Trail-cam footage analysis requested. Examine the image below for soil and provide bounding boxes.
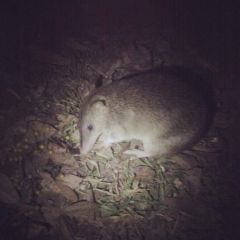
[0,1,239,240]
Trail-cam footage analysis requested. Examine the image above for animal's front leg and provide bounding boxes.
[123,138,160,158]
[123,149,151,158]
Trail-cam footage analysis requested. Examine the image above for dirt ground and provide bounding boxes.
[0,1,239,240]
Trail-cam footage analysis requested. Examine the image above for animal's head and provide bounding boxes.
[79,95,109,155]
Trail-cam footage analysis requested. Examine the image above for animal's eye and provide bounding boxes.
[87,124,93,131]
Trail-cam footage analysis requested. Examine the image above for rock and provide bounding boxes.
[49,152,75,165]
[65,202,101,221]
[56,174,83,191]
[55,182,78,203]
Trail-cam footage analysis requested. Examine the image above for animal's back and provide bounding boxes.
[99,70,210,128]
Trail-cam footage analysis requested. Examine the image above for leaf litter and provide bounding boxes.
[0,34,231,240]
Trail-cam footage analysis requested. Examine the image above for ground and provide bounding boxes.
[0,1,239,240]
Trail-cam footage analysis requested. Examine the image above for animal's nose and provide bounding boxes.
[80,148,88,156]
[79,143,88,156]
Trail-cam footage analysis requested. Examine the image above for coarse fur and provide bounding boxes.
[79,66,215,158]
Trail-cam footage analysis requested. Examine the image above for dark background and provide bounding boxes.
[0,0,239,72]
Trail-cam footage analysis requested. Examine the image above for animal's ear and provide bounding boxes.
[91,95,107,108]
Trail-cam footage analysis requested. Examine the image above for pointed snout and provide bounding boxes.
[80,137,95,156]
[80,142,90,156]
[80,133,102,155]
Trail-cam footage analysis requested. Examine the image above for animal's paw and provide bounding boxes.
[123,149,150,158]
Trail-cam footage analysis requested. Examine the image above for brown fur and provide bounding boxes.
[79,67,214,157]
